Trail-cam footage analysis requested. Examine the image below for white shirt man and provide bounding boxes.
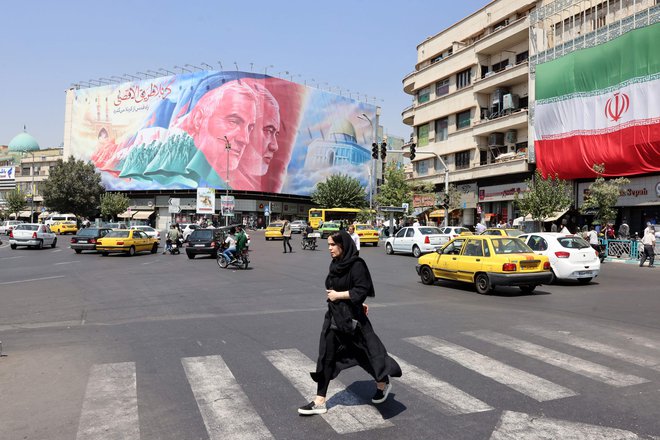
[413,219,420,227]
[347,225,360,251]
[587,229,599,245]
[475,222,486,234]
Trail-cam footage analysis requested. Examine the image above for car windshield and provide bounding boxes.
[505,229,523,237]
[268,223,283,228]
[419,227,442,235]
[323,223,338,228]
[491,238,532,254]
[191,230,214,240]
[558,236,591,249]
[78,228,101,237]
[16,224,39,231]
[106,231,130,238]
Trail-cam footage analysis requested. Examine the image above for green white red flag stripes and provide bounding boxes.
[534,23,660,179]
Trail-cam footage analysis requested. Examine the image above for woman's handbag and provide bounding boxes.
[328,301,359,334]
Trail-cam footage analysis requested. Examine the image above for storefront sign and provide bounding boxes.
[196,187,216,214]
[478,182,528,202]
[577,175,660,206]
[458,183,477,209]
[413,194,436,208]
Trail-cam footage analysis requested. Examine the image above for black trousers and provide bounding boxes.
[283,236,292,252]
[640,244,655,267]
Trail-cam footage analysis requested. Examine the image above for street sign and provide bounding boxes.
[168,197,181,214]
[380,206,406,213]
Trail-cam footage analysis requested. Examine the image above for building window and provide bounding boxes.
[435,78,449,97]
[491,60,508,73]
[456,68,471,89]
[417,123,430,147]
[417,86,430,104]
[22,167,31,176]
[455,151,470,170]
[456,109,471,130]
[435,117,448,141]
[516,51,529,64]
[417,159,429,176]
[480,149,488,165]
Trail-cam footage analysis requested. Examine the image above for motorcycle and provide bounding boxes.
[167,237,183,255]
[217,246,250,270]
[592,243,606,263]
[301,232,320,250]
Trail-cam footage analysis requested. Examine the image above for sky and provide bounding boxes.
[1,0,490,148]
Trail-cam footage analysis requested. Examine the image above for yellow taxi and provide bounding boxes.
[96,229,159,256]
[50,221,78,235]
[265,222,284,240]
[481,228,523,237]
[354,224,379,246]
[416,235,552,294]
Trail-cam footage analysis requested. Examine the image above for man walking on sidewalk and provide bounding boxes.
[640,227,656,268]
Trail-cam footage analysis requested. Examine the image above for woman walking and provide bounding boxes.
[282,220,293,253]
[298,231,402,415]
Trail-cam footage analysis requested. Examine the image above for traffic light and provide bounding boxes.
[442,193,450,207]
[380,142,387,160]
[371,143,378,159]
[409,142,416,161]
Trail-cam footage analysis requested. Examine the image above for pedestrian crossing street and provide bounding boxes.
[75,324,660,439]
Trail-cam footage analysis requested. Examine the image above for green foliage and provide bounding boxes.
[311,174,367,209]
[446,184,462,211]
[355,209,375,223]
[515,170,572,230]
[376,163,412,209]
[42,156,105,218]
[580,164,629,225]
[100,192,131,221]
[5,188,26,218]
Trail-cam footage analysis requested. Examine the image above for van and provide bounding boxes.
[45,213,77,226]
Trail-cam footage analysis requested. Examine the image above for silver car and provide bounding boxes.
[290,220,308,234]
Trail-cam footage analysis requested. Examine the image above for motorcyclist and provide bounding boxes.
[222,227,237,263]
[164,225,179,254]
[235,224,248,260]
[303,224,315,247]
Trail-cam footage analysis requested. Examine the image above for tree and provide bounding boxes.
[580,164,629,226]
[377,163,412,209]
[100,192,131,221]
[515,170,572,231]
[42,156,105,218]
[311,174,367,208]
[6,188,26,220]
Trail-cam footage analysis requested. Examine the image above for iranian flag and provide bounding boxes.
[534,23,660,179]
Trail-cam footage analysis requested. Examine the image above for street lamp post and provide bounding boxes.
[223,136,231,226]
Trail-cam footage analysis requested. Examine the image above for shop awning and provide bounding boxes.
[18,210,32,218]
[429,208,458,218]
[543,209,568,222]
[38,211,50,219]
[118,210,135,219]
[132,210,154,220]
[512,216,525,226]
[411,207,432,217]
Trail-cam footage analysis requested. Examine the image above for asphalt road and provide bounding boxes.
[1,231,659,440]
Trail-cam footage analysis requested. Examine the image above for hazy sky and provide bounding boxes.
[2,0,490,148]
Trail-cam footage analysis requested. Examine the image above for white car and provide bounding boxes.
[9,223,57,249]
[289,220,308,234]
[440,226,472,238]
[131,225,161,241]
[0,220,24,235]
[180,223,200,240]
[385,226,450,257]
[518,232,600,284]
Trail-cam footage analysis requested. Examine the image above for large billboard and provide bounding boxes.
[67,71,377,195]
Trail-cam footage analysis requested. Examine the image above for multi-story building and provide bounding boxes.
[403,0,537,227]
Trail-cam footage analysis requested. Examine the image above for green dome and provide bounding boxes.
[8,132,40,152]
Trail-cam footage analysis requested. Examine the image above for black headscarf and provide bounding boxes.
[327,230,375,297]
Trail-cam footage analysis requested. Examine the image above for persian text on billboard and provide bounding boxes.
[68,71,377,195]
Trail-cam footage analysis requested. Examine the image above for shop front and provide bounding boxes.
[477,182,528,226]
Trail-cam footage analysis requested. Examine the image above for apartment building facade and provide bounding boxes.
[402,0,537,227]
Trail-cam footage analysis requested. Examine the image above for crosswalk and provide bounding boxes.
[74,324,660,439]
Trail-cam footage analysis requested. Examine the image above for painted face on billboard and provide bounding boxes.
[190,82,257,174]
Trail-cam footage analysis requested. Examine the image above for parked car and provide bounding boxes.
[319,222,340,239]
[385,226,450,257]
[9,223,57,249]
[186,228,225,259]
[440,226,473,239]
[416,235,553,294]
[518,232,600,284]
[70,227,113,254]
[51,221,79,235]
[180,223,200,241]
[481,228,524,237]
[289,220,308,234]
[102,222,129,230]
[96,229,159,256]
[265,222,284,240]
[354,224,379,246]
[131,225,161,241]
[0,220,24,235]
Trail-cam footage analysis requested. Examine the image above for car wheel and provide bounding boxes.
[37,240,43,249]
[548,269,557,284]
[217,255,228,269]
[75,249,82,254]
[385,243,394,255]
[241,260,249,270]
[475,273,492,294]
[187,253,195,259]
[10,244,17,249]
[520,285,537,293]
[577,277,592,284]
[373,241,378,247]
[412,245,422,258]
[151,244,158,254]
[420,266,435,285]
[128,246,136,256]
[51,238,57,248]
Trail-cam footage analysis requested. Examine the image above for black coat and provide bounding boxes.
[311,254,402,384]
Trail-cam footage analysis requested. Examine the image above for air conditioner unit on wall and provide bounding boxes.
[503,94,519,110]
[505,129,517,144]
[488,132,504,146]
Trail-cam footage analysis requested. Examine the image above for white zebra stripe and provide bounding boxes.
[264,348,393,434]
[514,325,660,372]
[388,354,493,415]
[464,330,648,387]
[404,336,577,402]
[182,355,274,440]
[76,362,139,440]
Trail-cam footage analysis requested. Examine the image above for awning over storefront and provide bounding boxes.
[429,209,458,218]
[411,207,432,217]
[132,210,154,220]
[118,210,135,219]
[38,211,50,219]
[513,209,569,226]
[484,213,494,221]
[18,210,32,218]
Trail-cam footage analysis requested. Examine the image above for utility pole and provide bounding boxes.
[223,136,231,226]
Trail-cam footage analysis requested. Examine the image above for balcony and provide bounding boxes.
[403,71,415,94]
[474,16,529,56]
[402,105,414,125]
[473,61,528,94]
[472,108,528,136]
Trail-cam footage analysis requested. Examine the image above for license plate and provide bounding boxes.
[79,240,87,243]
[577,271,591,276]
[195,244,205,247]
